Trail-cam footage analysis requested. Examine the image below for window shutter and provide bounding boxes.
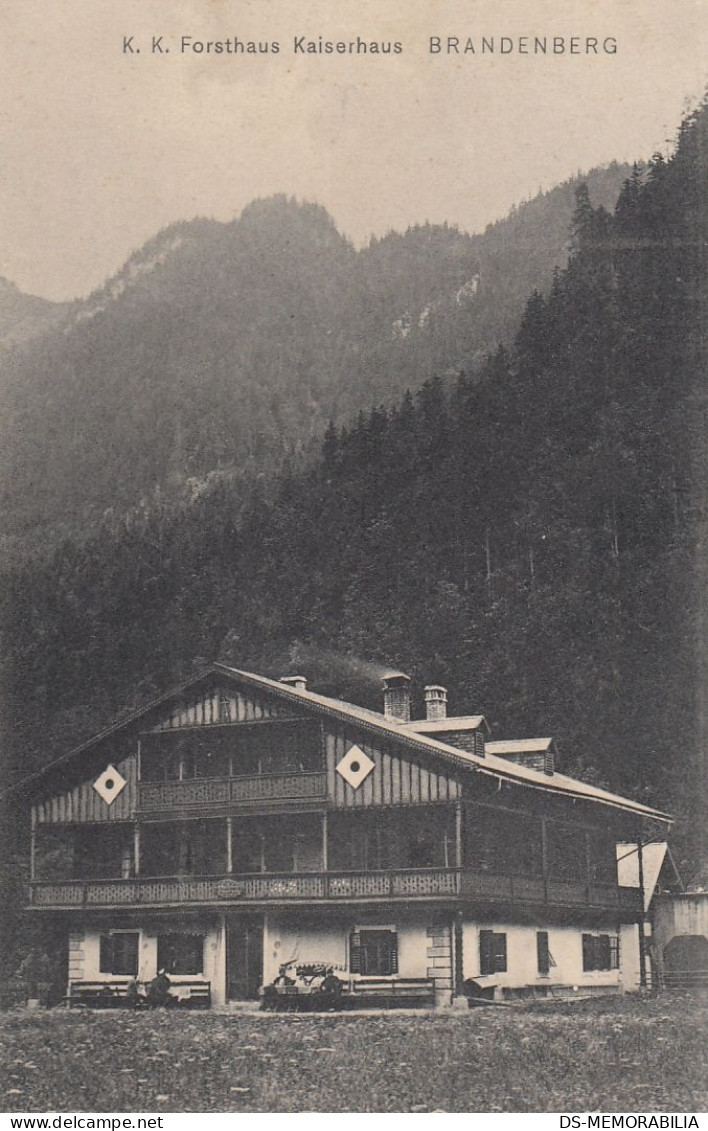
[598,934,612,971]
[537,931,550,975]
[127,932,139,976]
[389,931,398,975]
[349,929,361,974]
[99,935,113,974]
[479,930,494,975]
[494,933,507,973]
[609,935,620,970]
[582,933,594,971]
[112,932,139,976]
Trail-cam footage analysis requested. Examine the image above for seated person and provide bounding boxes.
[147,969,172,1007]
[125,978,144,1008]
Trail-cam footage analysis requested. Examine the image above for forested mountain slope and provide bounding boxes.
[0,277,69,348]
[0,166,629,554]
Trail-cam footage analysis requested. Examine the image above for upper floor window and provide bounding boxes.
[467,809,543,876]
[479,930,507,975]
[140,819,227,878]
[587,829,619,884]
[328,809,453,873]
[140,721,322,782]
[256,813,323,874]
[547,823,587,883]
[74,826,133,880]
[35,825,133,883]
[582,933,620,971]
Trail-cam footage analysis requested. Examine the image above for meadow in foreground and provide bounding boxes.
[1,993,706,1113]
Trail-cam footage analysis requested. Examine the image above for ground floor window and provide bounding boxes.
[157,933,204,975]
[479,930,507,975]
[582,933,620,971]
[99,931,139,976]
[350,927,398,976]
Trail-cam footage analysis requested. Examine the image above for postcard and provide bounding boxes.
[0,0,705,1118]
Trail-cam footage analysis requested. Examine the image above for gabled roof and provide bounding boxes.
[4,661,671,823]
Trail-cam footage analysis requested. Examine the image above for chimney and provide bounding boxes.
[424,685,448,722]
[280,675,307,692]
[382,673,411,723]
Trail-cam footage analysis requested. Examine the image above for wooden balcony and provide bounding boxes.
[28,868,640,914]
[28,868,459,908]
[460,870,642,915]
[136,772,327,817]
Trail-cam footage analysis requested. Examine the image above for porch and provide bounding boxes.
[29,803,642,916]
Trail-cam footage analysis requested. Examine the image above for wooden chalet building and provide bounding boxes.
[23,663,671,1007]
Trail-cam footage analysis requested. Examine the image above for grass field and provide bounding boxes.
[1,993,706,1113]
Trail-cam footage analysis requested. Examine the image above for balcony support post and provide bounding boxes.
[30,810,36,882]
[541,817,548,901]
[133,824,140,876]
[453,910,464,996]
[322,811,328,872]
[637,836,648,988]
[226,817,233,874]
[454,801,463,871]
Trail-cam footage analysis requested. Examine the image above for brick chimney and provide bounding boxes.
[423,685,448,721]
[280,675,307,691]
[382,673,411,723]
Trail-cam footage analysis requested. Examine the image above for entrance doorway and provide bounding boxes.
[226,915,264,1000]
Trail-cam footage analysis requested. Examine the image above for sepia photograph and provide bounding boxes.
[0,0,706,1117]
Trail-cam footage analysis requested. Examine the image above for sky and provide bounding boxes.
[0,0,705,301]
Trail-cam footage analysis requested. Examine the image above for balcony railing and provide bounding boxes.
[28,869,640,913]
[460,870,642,913]
[28,868,458,907]
[137,772,327,814]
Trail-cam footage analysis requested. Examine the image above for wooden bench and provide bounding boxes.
[67,981,130,1008]
[344,977,435,1007]
[173,981,211,1008]
[68,980,211,1009]
[262,975,436,1011]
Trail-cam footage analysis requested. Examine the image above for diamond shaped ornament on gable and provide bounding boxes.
[336,744,375,790]
[93,765,127,806]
